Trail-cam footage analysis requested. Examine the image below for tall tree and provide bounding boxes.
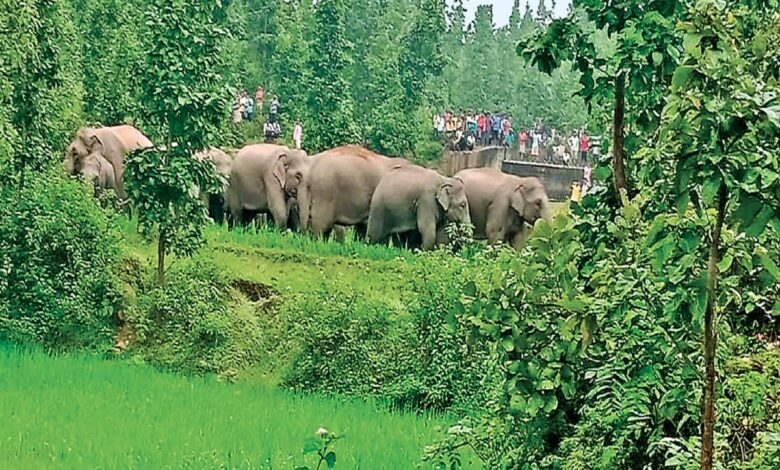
[660,2,780,467]
[126,0,231,284]
[520,0,686,203]
[306,0,360,152]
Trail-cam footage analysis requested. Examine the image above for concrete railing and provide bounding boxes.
[501,160,584,202]
[437,146,583,201]
[438,146,505,176]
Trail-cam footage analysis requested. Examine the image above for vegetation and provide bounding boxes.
[0,0,778,469]
[0,343,463,469]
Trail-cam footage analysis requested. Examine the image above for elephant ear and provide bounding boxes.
[272,154,287,188]
[436,183,453,211]
[510,184,527,217]
[88,134,105,154]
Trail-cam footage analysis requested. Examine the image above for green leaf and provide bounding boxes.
[761,105,780,128]
[652,51,663,65]
[500,336,515,352]
[557,297,587,312]
[683,33,702,56]
[543,394,558,413]
[538,379,555,391]
[303,438,322,454]
[700,175,722,206]
[758,252,780,281]
[324,451,336,468]
[745,204,774,237]
[671,66,694,91]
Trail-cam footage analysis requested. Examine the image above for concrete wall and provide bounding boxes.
[501,161,584,202]
[438,146,505,176]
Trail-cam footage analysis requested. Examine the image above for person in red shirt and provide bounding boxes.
[518,129,529,155]
[579,132,590,162]
[477,113,488,145]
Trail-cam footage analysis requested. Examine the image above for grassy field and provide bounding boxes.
[0,344,468,469]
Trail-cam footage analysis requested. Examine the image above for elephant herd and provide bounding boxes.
[64,125,552,250]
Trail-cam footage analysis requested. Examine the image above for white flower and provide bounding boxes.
[316,427,329,437]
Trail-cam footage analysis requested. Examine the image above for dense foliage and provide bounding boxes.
[0,172,121,348]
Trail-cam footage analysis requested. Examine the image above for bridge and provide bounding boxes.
[438,146,584,201]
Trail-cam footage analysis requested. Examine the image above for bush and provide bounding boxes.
[127,258,264,377]
[280,283,409,398]
[277,251,498,413]
[0,172,122,348]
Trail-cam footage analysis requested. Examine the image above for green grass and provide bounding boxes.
[0,344,468,469]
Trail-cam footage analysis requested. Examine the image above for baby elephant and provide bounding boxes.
[367,165,470,250]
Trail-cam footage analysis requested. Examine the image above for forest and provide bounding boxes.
[0,0,779,469]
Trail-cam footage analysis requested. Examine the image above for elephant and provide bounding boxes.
[367,165,471,250]
[64,125,153,198]
[297,145,410,238]
[455,167,551,249]
[194,147,233,223]
[225,143,308,229]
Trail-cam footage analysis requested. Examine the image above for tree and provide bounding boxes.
[659,2,780,467]
[306,0,360,152]
[3,0,84,186]
[520,0,686,202]
[125,0,231,284]
[75,0,143,125]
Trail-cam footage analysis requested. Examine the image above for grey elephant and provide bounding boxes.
[225,143,308,229]
[194,147,233,222]
[64,125,153,198]
[456,167,551,249]
[297,145,409,238]
[367,165,471,250]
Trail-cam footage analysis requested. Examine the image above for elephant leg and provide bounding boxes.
[485,209,507,246]
[511,226,530,250]
[310,198,335,239]
[267,188,288,230]
[332,225,347,243]
[417,210,438,251]
[353,223,368,241]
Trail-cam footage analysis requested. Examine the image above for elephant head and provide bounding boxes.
[509,177,551,226]
[64,128,103,177]
[436,177,471,225]
[275,148,309,198]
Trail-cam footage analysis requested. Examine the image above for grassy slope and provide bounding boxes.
[120,219,416,304]
[0,345,465,469]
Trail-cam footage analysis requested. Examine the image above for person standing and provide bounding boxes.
[531,129,541,159]
[269,95,280,122]
[580,131,590,162]
[518,129,529,156]
[245,95,255,122]
[293,122,303,150]
[232,92,244,124]
[476,112,487,145]
[436,112,445,139]
[568,131,580,163]
[255,86,265,114]
[491,113,501,146]
[500,115,511,143]
[432,113,441,138]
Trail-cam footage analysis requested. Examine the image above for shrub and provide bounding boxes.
[127,258,264,377]
[280,283,409,398]
[0,172,122,348]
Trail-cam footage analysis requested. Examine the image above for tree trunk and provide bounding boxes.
[701,183,727,470]
[612,72,627,202]
[157,228,167,285]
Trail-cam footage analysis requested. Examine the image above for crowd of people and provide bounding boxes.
[433,111,517,151]
[433,111,597,166]
[233,87,302,149]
